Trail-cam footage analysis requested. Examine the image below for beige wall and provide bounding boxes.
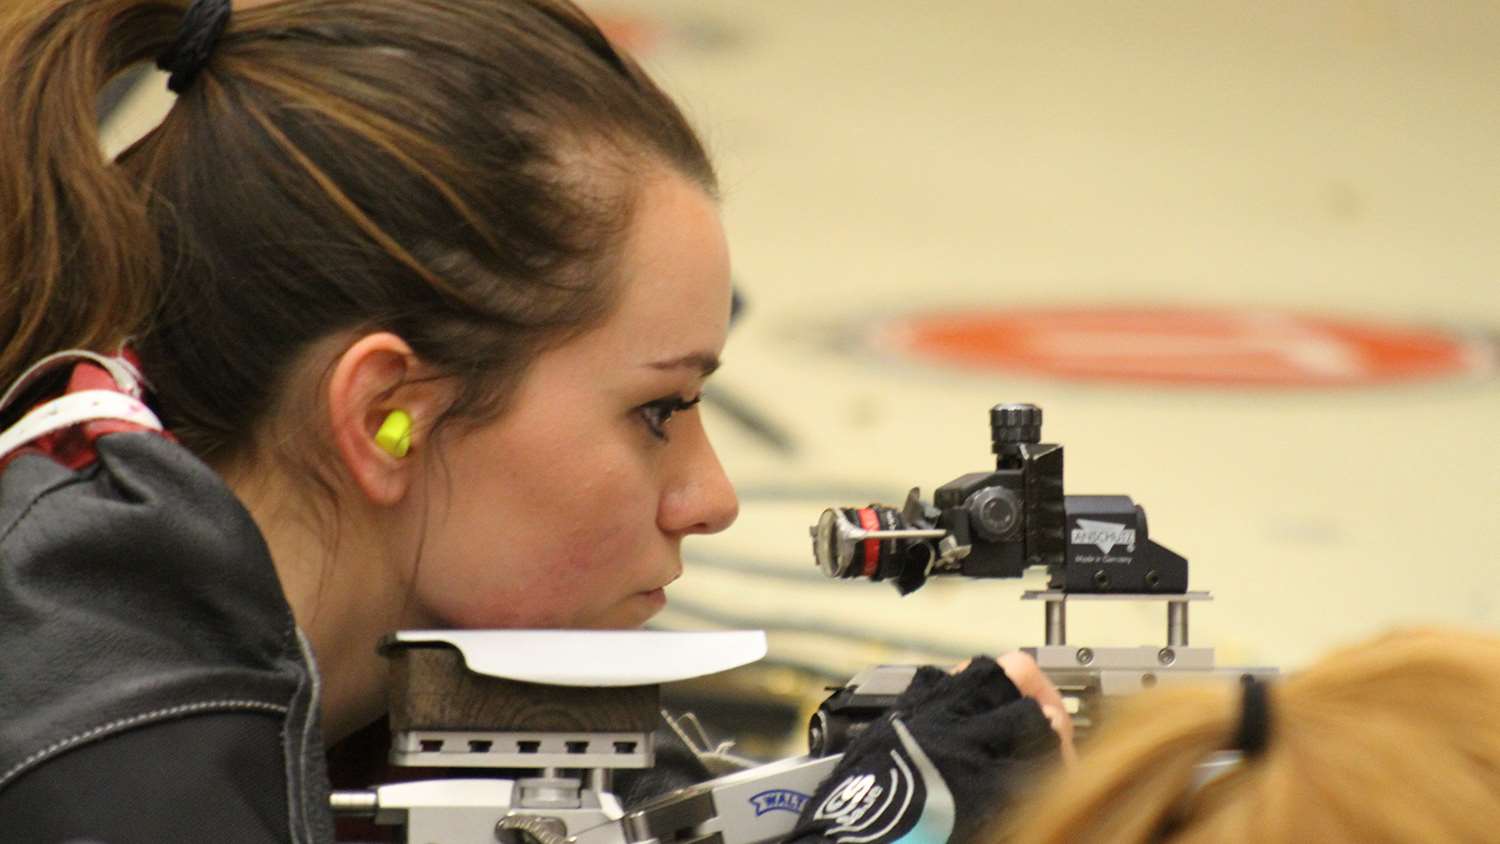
[101,3,1500,690]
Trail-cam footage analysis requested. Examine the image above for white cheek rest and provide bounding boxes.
[384,629,767,686]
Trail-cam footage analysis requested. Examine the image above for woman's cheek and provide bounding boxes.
[416,489,653,629]
[409,556,544,629]
[474,553,614,628]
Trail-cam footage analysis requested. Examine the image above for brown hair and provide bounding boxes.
[1003,627,1500,843]
[0,0,715,460]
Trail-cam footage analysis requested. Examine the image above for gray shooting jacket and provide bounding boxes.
[0,431,335,842]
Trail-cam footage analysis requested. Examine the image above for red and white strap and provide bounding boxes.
[0,391,164,462]
[0,349,150,410]
[0,350,163,463]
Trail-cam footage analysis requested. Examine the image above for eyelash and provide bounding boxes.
[637,395,702,442]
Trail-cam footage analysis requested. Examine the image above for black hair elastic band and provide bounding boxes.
[1148,679,1273,841]
[156,0,233,94]
[1234,677,1272,757]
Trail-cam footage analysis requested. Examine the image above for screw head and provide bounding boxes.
[1076,647,1094,666]
[1158,648,1176,666]
[965,486,1023,540]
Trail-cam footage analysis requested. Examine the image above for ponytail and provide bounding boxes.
[1000,683,1241,843]
[1004,628,1500,842]
[0,0,179,391]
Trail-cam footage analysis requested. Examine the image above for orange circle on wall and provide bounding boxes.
[592,13,663,55]
[875,307,1496,387]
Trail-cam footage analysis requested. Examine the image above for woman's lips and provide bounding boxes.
[635,569,678,608]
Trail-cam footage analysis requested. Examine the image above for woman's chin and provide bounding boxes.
[622,587,667,626]
[638,587,667,611]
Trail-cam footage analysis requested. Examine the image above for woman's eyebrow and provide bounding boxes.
[645,352,721,377]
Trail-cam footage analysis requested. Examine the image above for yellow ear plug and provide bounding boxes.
[375,409,413,458]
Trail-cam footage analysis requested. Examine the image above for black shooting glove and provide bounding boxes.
[788,657,1059,844]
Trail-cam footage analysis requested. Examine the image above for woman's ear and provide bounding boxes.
[325,332,451,506]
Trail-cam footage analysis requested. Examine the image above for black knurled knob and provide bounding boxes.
[990,403,1042,445]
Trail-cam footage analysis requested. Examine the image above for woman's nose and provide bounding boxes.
[659,421,739,536]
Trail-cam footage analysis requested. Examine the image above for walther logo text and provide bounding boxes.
[749,789,810,816]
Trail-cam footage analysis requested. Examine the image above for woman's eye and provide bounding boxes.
[638,395,702,441]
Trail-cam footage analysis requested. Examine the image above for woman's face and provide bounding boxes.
[409,170,739,630]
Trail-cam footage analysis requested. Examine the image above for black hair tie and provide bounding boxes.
[1234,677,1272,757]
[156,0,233,94]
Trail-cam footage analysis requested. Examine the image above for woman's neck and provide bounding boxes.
[219,458,415,745]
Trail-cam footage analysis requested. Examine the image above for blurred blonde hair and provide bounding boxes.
[1004,627,1500,843]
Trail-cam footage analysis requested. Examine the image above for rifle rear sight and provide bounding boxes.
[810,403,1188,596]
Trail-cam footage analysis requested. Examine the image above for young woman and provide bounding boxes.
[0,1,1068,840]
[1004,627,1500,842]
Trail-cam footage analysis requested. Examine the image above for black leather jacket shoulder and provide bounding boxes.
[0,432,334,842]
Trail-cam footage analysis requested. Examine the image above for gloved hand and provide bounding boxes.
[788,656,1061,844]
